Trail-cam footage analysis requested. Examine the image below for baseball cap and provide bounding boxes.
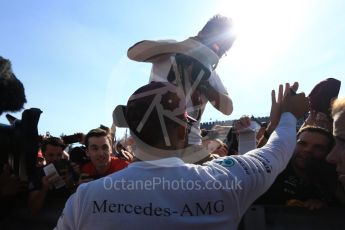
[308,78,341,116]
[113,81,196,148]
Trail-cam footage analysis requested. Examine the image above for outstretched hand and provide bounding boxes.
[257,82,307,148]
[281,82,309,119]
[268,84,283,131]
[271,82,299,121]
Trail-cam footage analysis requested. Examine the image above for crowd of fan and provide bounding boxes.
[1,93,345,228]
[1,14,345,230]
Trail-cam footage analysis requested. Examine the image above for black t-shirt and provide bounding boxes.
[256,162,335,205]
[28,165,71,200]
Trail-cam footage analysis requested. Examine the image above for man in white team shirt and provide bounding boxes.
[127,15,234,163]
[55,81,309,229]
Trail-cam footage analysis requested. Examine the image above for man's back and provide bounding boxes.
[56,112,297,230]
[55,79,309,229]
[58,157,242,230]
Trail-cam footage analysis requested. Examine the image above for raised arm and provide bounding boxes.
[198,72,233,115]
[209,82,309,217]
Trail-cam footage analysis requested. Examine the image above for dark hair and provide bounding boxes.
[69,146,89,165]
[99,124,110,133]
[85,128,112,149]
[196,14,234,57]
[297,125,335,152]
[41,137,66,154]
[198,14,233,37]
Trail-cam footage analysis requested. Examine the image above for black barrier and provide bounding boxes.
[240,205,345,230]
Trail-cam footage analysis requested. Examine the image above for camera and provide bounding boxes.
[0,108,42,179]
[61,133,84,145]
[0,56,41,179]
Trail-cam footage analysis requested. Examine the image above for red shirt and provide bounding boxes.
[81,157,129,178]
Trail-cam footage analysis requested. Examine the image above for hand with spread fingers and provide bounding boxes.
[281,82,309,119]
[268,82,300,130]
[257,82,309,148]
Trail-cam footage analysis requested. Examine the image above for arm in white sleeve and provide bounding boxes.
[236,112,297,215]
[208,112,297,218]
[204,71,233,115]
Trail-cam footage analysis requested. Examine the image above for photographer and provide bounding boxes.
[28,137,76,217]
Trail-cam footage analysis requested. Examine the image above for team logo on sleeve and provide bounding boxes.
[214,158,235,167]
